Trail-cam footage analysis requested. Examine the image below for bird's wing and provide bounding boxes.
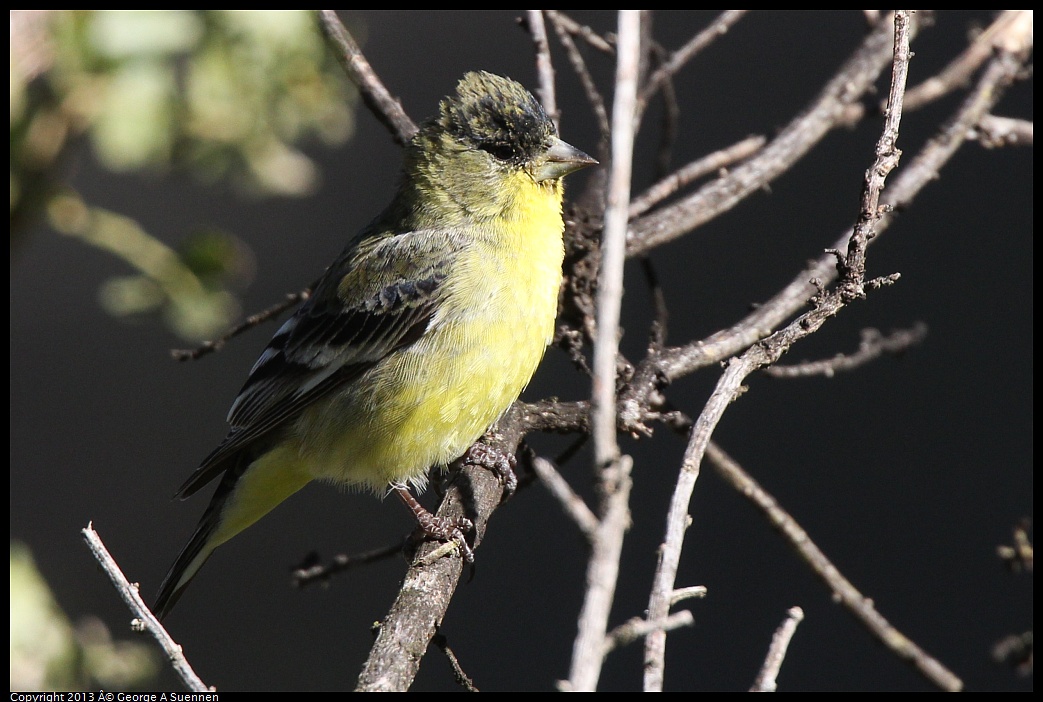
[175,228,462,498]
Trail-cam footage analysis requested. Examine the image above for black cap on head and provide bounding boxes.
[437,71,557,165]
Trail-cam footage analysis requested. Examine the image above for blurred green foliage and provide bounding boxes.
[10,542,159,691]
[11,10,359,340]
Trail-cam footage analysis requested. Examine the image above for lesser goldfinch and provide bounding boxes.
[154,71,595,617]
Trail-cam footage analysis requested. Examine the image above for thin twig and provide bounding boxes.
[640,12,1028,390]
[544,10,615,54]
[975,114,1034,147]
[525,10,559,129]
[590,7,639,487]
[834,10,912,302]
[644,13,927,691]
[764,323,927,378]
[632,45,1031,691]
[638,256,669,350]
[81,523,210,692]
[648,43,682,181]
[641,371,713,691]
[626,12,915,257]
[290,540,406,589]
[546,10,611,141]
[171,290,310,361]
[902,11,1029,112]
[629,135,767,218]
[315,10,417,144]
[568,11,642,693]
[532,456,599,540]
[432,632,479,692]
[636,10,749,121]
[603,611,695,657]
[997,519,1034,574]
[670,586,707,607]
[750,607,805,692]
[991,631,1033,676]
[707,442,963,691]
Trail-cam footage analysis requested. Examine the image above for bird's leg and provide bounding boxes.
[394,486,474,562]
[462,443,518,500]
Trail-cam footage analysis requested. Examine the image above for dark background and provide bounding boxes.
[10,11,1032,691]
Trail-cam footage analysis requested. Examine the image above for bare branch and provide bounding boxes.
[764,324,927,378]
[997,519,1034,574]
[749,607,805,692]
[641,357,722,691]
[355,406,532,691]
[315,10,417,144]
[706,442,963,691]
[432,632,480,692]
[646,42,682,182]
[544,10,615,54]
[638,256,669,350]
[975,114,1034,147]
[591,12,639,480]
[290,540,406,589]
[532,456,599,540]
[525,10,559,129]
[902,11,1030,112]
[650,21,1030,387]
[568,12,642,692]
[546,10,611,140]
[636,10,749,119]
[644,13,930,690]
[670,586,708,607]
[629,135,766,218]
[81,524,210,692]
[603,611,695,657]
[171,290,310,362]
[835,10,912,302]
[992,631,1034,676]
[626,12,915,257]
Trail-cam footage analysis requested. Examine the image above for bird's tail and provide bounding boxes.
[154,446,312,619]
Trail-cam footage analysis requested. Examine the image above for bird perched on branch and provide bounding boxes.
[155,71,596,617]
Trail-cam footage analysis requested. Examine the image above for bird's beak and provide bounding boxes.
[536,138,598,182]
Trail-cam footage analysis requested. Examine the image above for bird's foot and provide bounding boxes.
[462,443,518,501]
[395,486,474,562]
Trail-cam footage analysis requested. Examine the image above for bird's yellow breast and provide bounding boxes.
[293,171,564,492]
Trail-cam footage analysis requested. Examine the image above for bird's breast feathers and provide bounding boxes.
[293,171,565,491]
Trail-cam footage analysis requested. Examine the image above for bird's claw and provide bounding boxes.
[463,443,518,501]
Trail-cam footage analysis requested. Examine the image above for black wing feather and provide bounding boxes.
[175,265,446,499]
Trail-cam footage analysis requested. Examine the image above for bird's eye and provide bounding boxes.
[480,140,519,162]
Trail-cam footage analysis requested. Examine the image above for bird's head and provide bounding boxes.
[413,72,595,190]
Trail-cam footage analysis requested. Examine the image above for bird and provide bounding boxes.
[154,71,596,618]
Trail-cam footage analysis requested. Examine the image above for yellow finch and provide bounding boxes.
[155,71,595,617]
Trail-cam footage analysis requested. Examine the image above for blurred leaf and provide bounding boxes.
[86,9,203,59]
[11,10,360,338]
[91,62,176,170]
[49,191,249,341]
[10,542,159,691]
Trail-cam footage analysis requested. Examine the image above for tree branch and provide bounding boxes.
[643,12,927,690]
[707,442,963,691]
[567,11,642,692]
[316,10,417,145]
[81,524,210,692]
[626,12,915,257]
[749,606,805,692]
